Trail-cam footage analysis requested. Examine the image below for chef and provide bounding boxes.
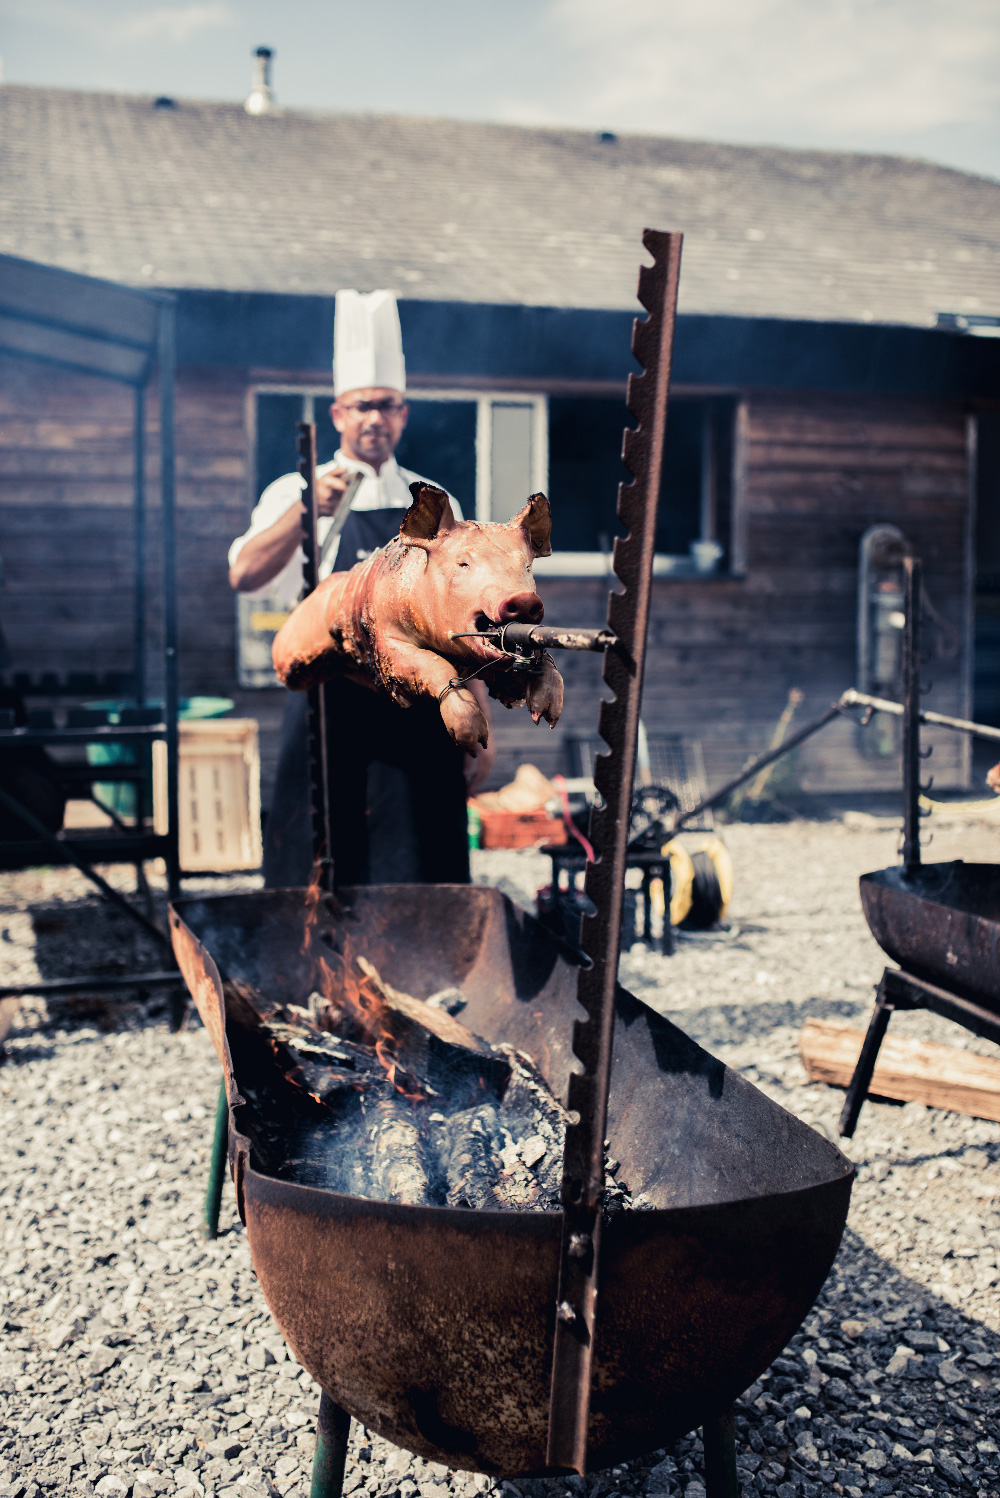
[229,289,491,888]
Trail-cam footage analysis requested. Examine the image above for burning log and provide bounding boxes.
[233,955,648,1214]
[438,1103,504,1209]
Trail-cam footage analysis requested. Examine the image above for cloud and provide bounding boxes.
[514,0,1000,145]
[114,2,235,45]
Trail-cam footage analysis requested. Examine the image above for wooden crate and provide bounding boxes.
[154,719,262,873]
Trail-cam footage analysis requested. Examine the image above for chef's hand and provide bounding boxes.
[313,466,356,517]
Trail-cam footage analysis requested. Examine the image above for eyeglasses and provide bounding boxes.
[336,399,407,416]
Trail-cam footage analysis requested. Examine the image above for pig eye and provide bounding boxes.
[458,559,471,568]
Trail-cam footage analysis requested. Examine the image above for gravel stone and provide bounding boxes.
[3,828,1000,1498]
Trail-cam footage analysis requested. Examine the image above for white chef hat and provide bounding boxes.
[333,289,406,397]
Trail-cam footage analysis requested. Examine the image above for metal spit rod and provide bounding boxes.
[839,689,1000,742]
[297,422,335,894]
[546,229,683,1475]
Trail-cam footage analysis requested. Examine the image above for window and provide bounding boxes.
[241,386,737,686]
[253,388,545,523]
[541,394,736,575]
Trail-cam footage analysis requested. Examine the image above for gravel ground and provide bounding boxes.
[2,816,999,1498]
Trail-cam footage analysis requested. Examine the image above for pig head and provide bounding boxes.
[272,483,564,755]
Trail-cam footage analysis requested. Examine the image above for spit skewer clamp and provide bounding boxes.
[449,624,618,674]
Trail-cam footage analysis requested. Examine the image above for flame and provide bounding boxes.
[298,869,424,1102]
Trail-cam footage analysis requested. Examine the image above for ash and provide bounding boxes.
[274,1043,568,1211]
[2,819,1000,1498]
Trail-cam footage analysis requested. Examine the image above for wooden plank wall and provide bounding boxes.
[0,369,971,807]
[498,391,971,795]
[0,357,286,792]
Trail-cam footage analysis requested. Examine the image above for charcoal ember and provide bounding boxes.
[437,1103,503,1209]
[496,1046,567,1203]
[264,1023,392,1105]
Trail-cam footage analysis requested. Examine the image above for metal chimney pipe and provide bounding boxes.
[244,47,275,115]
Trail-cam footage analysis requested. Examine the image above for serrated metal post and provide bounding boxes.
[546,230,683,1474]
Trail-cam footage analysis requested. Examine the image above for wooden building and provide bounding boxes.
[1,84,999,803]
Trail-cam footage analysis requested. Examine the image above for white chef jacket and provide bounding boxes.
[228,449,461,611]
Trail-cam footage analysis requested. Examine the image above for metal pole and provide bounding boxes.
[838,975,894,1139]
[133,384,146,706]
[0,783,171,948]
[158,299,181,901]
[310,1391,351,1498]
[297,421,334,893]
[0,971,182,999]
[840,689,1000,743]
[702,1408,739,1498]
[902,556,922,875]
[675,703,846,829]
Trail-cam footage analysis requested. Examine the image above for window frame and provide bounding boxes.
[248,382,744,579]
[251,383,547,524]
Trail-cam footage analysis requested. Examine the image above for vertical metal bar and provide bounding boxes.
[310,1391,351,1498]
[839,976,894,1139]
[699,401,716,542]
[961,414,978,789]
[297,421,334,892]
[133,384,146,706]
[901,555,922,875]
[702,1409,739,1498]
[158,299,181,902]
[730,398,750,576]
[546,230,682,1475]
[475,397,492,522]
[203,1078,229,1239]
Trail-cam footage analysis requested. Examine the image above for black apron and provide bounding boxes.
[262,505,470,890]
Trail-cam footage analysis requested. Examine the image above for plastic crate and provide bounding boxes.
[474,806,567,850]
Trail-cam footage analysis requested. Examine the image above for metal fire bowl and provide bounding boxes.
[861,862,1000,1011]
[169,886,852,1477]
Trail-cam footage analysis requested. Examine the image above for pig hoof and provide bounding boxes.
[526,659,564,729]
[440,690,490,755]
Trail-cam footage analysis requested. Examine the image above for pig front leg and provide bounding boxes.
[525,652,564,728]
[382,642,490,755]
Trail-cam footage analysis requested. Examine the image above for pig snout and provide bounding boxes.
[497,591,544,624]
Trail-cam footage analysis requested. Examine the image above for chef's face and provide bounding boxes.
[331,387,409,470]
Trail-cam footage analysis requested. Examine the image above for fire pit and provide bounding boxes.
[170,882,852,1476]
[168,233,853,1496]
[841,554,1000,1137]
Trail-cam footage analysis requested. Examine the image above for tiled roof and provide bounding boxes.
[1,84,999,327]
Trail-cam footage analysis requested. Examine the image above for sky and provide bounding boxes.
[1,0,999,181]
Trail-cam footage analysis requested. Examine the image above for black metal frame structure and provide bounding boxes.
[0,253,181,970]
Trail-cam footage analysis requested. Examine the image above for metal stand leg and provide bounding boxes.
[310,1391,351,1498]
[662,861,674,956]
[702,1406,738,1498]
[203,1079,229,1240]
[839,978,893,1139]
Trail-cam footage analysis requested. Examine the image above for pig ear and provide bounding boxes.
[512,493,552,558]
[400,482,455,543]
